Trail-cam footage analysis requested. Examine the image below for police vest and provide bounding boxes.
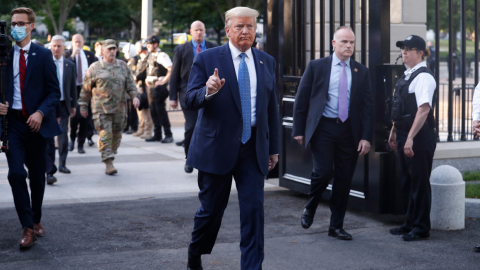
[391,67,435,131]
[147,52,168,77]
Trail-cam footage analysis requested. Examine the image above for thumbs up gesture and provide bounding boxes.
[206,68,225,95]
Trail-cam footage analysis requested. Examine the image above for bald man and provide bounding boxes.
[169,21,218,173]
[64,34,97,154]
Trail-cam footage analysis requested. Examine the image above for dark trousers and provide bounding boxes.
[150,99,172,138]
[45,137,57,175]
[306,117,358,229]
[124,99,138,131]
[182,108,198,156]
[189,129,265,270]
[57,102,70,166]
[396,128,436,235]
[7,114,47,229]
[70,103,92,147]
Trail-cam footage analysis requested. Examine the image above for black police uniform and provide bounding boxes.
[145,51,172,139]
[392,66,437,237]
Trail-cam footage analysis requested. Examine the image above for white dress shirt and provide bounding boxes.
[404,61,436,108]
[54,56,64,101]
[13,41,31,110]
[76,50,89,86]
[472,83,480,121]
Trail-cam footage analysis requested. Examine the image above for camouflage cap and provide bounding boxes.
[102,39,117,49]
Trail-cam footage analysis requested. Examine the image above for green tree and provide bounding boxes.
[36,0,77,34]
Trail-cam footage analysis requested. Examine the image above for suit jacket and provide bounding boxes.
[292,55,374,147]
[55,57,77,116]
[64,49,96,99]
[185,43,280,176]
[170,41,218,108]
[5,42,62,138]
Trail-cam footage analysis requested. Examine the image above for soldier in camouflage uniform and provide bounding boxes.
[78,39,140,175]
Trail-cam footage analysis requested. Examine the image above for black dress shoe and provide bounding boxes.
[59,166,71,174]
[401,232,430,241]
[46,174,57,185]
[389,226,411,235]
[184,164,193,173]
[187,253,202,270]
[78,146,86,154]
[176,140,185,146]
[301,208,315,229]
[475,244,480,252]
[328,227,352,240]
[161,136,174,143]
[145,136,161,142]
[88,139,95,146]
[68,141,74,151]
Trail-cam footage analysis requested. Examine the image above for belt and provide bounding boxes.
[10,109,27,119]
[321,116,349,124]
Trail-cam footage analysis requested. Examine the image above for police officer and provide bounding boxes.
[388,35,437,241]
[79,39,140,175]
[142,35,174,143]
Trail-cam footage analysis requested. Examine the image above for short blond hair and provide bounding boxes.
[225,7,259,28]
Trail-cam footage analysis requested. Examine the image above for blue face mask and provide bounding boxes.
[11,26,30,42]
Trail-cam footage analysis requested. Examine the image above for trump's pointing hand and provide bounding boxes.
[206,68,225,95]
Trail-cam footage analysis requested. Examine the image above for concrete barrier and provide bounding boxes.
[430,165,465,230]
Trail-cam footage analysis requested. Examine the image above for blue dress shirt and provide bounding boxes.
[192,40,206,57]
[323,53,352,118]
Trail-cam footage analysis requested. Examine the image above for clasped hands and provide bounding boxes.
[473,120,480,138]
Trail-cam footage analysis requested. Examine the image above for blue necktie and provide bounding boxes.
[239,53,251,144]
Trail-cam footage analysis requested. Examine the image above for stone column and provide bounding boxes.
[141,0,153,39]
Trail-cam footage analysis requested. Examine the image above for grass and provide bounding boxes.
[462,171,480,182]
[466,183,480,199]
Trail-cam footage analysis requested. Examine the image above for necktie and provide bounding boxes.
[196,43,201,54]
[338,61,348,122]
[239,53,251,144]
[55,60,63,100]
[77,53,83,85]
[19,49,28,118]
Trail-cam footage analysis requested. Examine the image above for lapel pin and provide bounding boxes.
[260,61,263,64]
[354,68,358,72]
[32,52,36,56]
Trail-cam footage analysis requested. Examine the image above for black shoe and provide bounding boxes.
[161,136,174,143]
[475,244,480,252]
[68,141,74,151]
[184,164,193,173]
[78,146,86,154]
[389,226,411,235]
[401,232,430,241]
[328,227,352,240]
[176,140,185,147]
[145,136,161,142]
[58,166,71,174]
[46,174,57,185]
[88,139,95,146]
[187,252,202,270]
[301,208,315,229]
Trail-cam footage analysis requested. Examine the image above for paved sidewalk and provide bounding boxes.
[0,112,479,269]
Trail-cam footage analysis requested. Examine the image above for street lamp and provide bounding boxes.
[171,0,174,52]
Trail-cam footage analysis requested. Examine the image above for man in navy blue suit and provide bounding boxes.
[185,7,280,270]
[0,7,61,249]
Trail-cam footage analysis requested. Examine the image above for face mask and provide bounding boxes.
[11,26,30,42]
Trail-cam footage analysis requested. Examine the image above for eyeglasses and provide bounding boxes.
[401,47,418,52]
[10,21,31,27]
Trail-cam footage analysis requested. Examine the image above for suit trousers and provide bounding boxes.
[306,117,358,229]
[395,128,436,235]
[124,99,138,131]
[45,137,57,175]
[57,102,70,166]
[189,129,265,270]
[150,98,172,138]
[71,87,92,147]
[182,108,198,156]
[7,114,47,229]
